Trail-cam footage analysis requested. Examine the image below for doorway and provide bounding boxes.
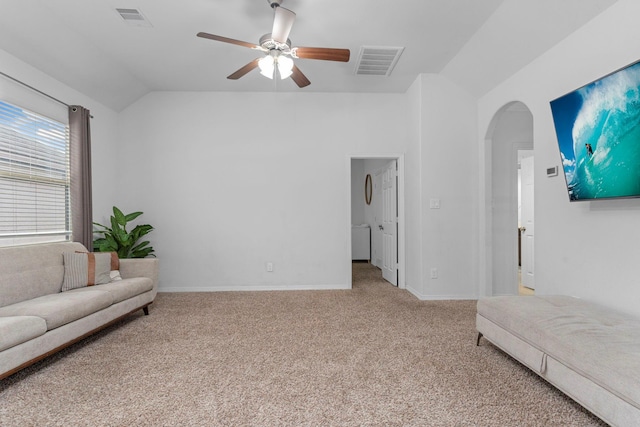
[348,155,405,289]
[484,102,534,296]
[518,151,535,295]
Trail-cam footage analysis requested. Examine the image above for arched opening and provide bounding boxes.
[483,101,534,296]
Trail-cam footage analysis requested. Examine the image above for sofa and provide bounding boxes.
[0,241,158,380]
[476,295,640,427]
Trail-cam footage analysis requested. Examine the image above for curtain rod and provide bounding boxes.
[0,70,70,108]
[0,70,94,118]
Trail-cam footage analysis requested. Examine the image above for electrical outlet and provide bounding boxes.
[430,268,438,279]
[266,262,273,272]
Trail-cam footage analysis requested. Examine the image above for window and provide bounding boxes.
[0,100,70,247]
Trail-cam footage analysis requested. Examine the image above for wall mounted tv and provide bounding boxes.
[550,59,640,201]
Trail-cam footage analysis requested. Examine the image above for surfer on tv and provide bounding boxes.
[585,143,594,157]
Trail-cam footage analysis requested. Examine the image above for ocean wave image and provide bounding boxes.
[550,60,640,201]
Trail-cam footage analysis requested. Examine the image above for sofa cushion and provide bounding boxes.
[0,242,87,308]
[478,296,640,410]
[62,252,112,291]
[0,316,47,352]
[68,277,153,304]
[0,290,113,330]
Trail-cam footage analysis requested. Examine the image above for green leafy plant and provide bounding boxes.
[93,206,155,258]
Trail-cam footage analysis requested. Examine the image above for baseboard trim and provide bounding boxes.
[159,284,352,292]
[406,286,478,301]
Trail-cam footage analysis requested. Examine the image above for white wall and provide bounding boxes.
[0,49,120,240]
[478,0,640,316]
[350,159,365,225]
[404,78,423,295]
[117,91,418,291]
[415,74,479,299]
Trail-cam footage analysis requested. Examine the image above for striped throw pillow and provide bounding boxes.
[108,251,120,271]
[61,252,112,291]
[109,252,122,281]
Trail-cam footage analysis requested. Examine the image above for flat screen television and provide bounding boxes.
[550,59,640,201]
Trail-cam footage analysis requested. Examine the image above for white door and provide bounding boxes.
[381,160,398,286]
[521,156,535,290]
[371,170,383,268]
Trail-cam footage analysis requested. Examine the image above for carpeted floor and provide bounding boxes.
[0,263,606,426]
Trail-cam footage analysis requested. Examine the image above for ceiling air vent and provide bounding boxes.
[115,8,153,27]
[355,46,404,76]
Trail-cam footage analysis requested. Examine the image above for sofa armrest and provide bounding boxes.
[119,258,159,300]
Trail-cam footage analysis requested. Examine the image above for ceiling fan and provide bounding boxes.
[197,0,350,88]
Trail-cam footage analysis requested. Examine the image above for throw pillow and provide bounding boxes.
[108,251,119,270]
[80,251,122,282]
[62,252,112,291]
[108,252,122,281]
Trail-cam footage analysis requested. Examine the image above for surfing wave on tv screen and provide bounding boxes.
[550,60,640,201]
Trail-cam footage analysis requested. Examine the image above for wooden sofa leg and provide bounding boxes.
[143,306,149,316]
[476,332,483,346]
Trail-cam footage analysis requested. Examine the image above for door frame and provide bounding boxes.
[347,154,406,289]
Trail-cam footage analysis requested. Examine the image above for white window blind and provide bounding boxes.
[0,100,71,247]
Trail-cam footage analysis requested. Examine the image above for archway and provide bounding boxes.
[483,102,534,296]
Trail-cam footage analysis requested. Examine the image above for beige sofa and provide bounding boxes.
[0,241,158,380]
[477,295,640,427]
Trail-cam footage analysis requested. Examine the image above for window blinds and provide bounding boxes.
[0,100,70,246]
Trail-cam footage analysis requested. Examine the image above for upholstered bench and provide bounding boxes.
[476,295,640,427]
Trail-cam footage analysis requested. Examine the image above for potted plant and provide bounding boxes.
[93,206,155,258]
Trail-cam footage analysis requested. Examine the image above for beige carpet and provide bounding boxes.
[0,263,606,426]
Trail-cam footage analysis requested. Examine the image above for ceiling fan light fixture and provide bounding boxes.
[258,55,275,79]
[277,56,294,79]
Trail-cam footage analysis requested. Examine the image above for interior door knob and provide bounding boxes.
[379,225,384,230]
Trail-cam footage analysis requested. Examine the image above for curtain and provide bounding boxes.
[69,105,93,250]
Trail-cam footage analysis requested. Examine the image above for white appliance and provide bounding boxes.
[351,224,370,261]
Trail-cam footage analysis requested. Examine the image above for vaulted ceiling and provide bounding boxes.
[0,0,618,111]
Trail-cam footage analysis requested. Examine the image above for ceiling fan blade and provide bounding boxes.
[272,7,296,43]
[294,47,350,62]
[227,59,261,80]
[290,65,310,88]
[197,32,259,49]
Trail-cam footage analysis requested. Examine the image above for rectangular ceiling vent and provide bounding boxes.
[116,8,153,27]
[355,46,404,76]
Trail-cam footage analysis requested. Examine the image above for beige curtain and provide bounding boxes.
[69,105,93,250]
